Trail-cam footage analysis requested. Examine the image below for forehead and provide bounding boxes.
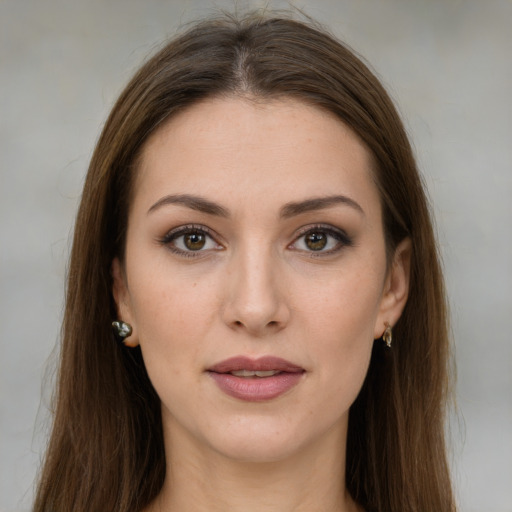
[134,96,381,219]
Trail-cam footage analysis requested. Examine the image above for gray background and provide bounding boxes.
[1,0,511,511]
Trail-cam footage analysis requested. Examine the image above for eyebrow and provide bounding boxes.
[147,193,364,218]
[280,195,365,218]
[147,194,230,217]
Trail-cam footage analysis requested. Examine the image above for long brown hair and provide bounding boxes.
[34,12,455,512]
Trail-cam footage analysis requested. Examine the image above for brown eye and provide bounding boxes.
[305,232,327,251]
[184,232,206,250]
[162,226,220,256]
[290,225,352,255]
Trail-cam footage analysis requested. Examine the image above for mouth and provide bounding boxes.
[207,356,305,402]
[228,369,283,378]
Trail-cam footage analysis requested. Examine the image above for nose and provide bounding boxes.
[221,245,290,337]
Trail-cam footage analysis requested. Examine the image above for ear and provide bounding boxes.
[111,258,139,347]
[374,238,412,339]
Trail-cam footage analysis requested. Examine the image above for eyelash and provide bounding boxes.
[159,223,353,258]
[159,224,222,258]
[290,224,353,256]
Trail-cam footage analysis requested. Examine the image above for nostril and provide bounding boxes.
[232,319,280,330]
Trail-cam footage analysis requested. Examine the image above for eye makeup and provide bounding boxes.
[289,224,354,257]
[158,220,354,261]
[159,224,223,258]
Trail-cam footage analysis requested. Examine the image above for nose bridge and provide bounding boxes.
[223,236,288,335]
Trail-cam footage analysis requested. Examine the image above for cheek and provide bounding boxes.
[298,262,384,342]
[129,246,215,322]
[296,264,383,398]
[129,277,211,415]
[127,257,224,372]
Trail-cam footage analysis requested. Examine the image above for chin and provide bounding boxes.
[210,434,305,464]
[200,413,339,464]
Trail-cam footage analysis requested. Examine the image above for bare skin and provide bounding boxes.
[113,97,410,512]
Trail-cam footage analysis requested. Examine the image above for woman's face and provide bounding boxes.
[113,97,409,463]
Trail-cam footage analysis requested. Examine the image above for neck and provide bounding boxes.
[148,417,360,512]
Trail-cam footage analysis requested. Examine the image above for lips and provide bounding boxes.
[207,356,305,402]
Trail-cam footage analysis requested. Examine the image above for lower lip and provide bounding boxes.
[208,372,304,402]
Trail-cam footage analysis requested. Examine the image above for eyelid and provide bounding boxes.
[158,223,352,258]
[289,223,353,254]
[159,224,223,257]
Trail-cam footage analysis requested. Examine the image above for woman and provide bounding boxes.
[34,12,455,512]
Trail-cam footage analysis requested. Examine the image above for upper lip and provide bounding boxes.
[208,356,304,374]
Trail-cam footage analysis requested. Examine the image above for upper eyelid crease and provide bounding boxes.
[147,194,363,219]
[295,223,346,235]
[161,224,217,242]
[293,225,353,247]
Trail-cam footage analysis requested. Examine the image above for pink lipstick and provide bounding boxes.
[207,356,305,402]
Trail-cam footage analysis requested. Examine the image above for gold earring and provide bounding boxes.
[383,322,392,348]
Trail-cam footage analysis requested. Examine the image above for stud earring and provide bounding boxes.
[383,322,392,348]
[112,320,132,339]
